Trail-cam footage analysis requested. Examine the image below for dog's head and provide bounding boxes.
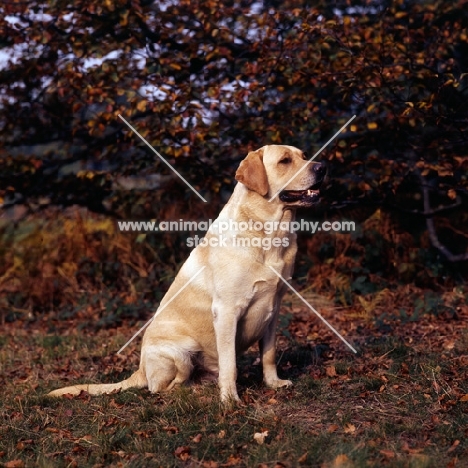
[235,145,326,207]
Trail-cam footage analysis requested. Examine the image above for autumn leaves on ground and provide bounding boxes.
[0,212,467,467]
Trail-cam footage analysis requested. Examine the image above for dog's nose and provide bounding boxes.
[312,163,326,180]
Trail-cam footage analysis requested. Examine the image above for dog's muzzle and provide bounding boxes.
[279,163,326,205]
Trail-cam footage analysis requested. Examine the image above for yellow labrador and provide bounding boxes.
[48,145,325,403]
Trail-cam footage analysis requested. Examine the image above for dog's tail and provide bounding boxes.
[47,369,147,397]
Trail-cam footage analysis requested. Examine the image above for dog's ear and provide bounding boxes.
[235,148,268,196]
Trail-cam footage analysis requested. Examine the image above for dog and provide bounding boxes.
[48,145,325,403]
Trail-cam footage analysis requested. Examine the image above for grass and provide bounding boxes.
[1,314,468,468]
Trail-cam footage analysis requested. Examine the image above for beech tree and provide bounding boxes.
[0,0,467,259]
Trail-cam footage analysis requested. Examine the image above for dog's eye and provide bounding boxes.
[279,157,292,165]
[302,152,308,160]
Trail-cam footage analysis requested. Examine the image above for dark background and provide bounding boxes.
[0,0,467,324]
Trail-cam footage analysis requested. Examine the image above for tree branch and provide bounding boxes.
[418,171,468,262]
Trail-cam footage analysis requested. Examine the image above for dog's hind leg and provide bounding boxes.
[142,343,195,393]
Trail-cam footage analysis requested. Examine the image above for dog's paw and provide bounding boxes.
[220,392,242,408]
[266,379,293,389]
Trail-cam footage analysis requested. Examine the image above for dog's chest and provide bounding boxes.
[235,270,284,351]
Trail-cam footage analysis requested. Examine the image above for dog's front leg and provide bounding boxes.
[260,312,292,389]
[212,307,241,404]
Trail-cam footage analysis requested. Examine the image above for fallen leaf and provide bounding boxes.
[379,450,395,458]
[344,423,356,434]
[298,452,308,464]
[174,446,190,461]
[45,428,60,433]
[330,454,352,467]
[401,441,423,454]
[162,425,178,434]
[202,461,219,468]
[253,430,269,445]
[326,365,337,377]
[225,454,242,466]
[327,424,339,433]
[192,433,202,443]
[4,461,25,468]
[459,394,468,402]
[448,440,460,453]
[109,398,124,409]
[217,429,226,439]
[444,340,455,350]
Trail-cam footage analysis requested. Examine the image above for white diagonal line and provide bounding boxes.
[118,114,207,203]
[268,266,358,354]
[117,266,206,354]
[268,115,356,202]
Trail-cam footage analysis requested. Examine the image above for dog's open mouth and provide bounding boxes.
[279,181,322,204]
